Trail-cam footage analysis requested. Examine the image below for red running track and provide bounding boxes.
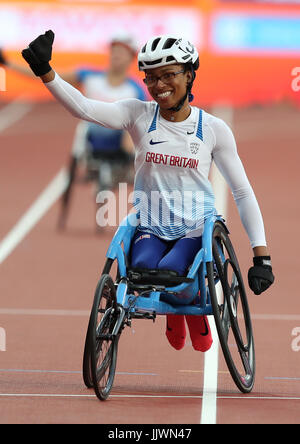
[0,100,300,424]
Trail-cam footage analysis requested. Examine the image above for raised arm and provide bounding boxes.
[42,70,130,129]
[21,31,133,130]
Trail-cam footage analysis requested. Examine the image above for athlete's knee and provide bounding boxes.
[131,249,160,269]
[157,236,202,276]
[131,257,151,269]
[130,233,167,269]
[157,256,186,276]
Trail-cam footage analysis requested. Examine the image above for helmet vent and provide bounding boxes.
[166,56,176,62]
[151,38,161,52]
[145,58,163,66]
[162,38,177,50]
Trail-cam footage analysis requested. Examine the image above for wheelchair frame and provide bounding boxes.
[57,145,134,230]
[83,213,255,400]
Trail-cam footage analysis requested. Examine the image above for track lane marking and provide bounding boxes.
[0,369,158,376]
[0,169,68,264]
[0,308,298,320]
[200,106,234,424]
[0,393,299,401]
[0,308,89,316]
[0,97,33,133]
[201,114,230,423]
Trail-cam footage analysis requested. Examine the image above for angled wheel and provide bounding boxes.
[82,259,120,389]
[207,220,255,393]
[82,321,94,388]
[89,274,120,400]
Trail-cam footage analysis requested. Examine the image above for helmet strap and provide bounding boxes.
[167,80,194,113]
[167,91,188,112]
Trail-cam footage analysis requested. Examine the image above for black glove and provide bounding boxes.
[248,256,274,295]
[0,48,7,65]
[21,30,54,76]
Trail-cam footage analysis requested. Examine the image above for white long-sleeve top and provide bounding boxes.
[46,72,266,247]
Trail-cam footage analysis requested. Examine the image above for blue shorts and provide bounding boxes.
[130,231,202,276]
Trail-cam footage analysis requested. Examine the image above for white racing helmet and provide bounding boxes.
[138,35,199,110]
[138,35,199,71]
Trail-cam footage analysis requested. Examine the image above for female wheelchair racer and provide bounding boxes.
[21,31,275,399]
[82,211,257,399]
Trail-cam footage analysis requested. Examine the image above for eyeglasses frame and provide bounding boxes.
[143,69,185,87]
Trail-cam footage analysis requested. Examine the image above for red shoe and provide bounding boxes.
[185,315,213,352]
[165,314,186,350]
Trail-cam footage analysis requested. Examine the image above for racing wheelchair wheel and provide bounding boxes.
[83,274,120,400]
[82,259,120,389]
[82,323,94,388]
[207,220,255,393]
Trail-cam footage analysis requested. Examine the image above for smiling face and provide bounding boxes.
[144,64,192,110]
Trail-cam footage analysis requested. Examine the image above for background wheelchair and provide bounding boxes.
[57,127,134,231]
[82,213,255,401]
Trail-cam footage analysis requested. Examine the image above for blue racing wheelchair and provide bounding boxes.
[82,213,255,400]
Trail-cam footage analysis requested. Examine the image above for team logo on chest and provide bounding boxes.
[190,142,201,155]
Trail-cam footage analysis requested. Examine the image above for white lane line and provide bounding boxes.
[200,106,231,424]
[251,314,300,321]
[0,368,158,376]
[0,96,33,133]
[0,168,68,264]
[0,308,89,316]
[2,368,299,381]
[200,317,220,424]
[0,393,299,401]
[265,376,300,381]
[1,308,298,321]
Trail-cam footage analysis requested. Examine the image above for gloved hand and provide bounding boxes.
[248,256,274,295]
[21,30,54,76]
[0,48,7,65]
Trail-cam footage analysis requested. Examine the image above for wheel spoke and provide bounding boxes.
[221,302,231,342]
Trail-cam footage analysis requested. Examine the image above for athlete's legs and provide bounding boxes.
[157,236,202,275]
[185,314,213,352]
[130,232,187,349]
[130,232,171,269]
[130,232,212,351]
[157,236,212,352]
[166,314,186,350]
